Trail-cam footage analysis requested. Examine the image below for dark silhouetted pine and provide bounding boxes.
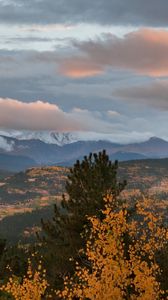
[0,238,5,261]
[63,150,126,217]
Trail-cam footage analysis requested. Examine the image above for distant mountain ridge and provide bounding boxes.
[0,153,36,172]
[0,132,168,171]
[0,131,117,146]
[0,130,156,146]
[6,131,77,146]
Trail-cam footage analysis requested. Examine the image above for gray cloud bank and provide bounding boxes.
[114,80,168,110]
[0,0,168,27]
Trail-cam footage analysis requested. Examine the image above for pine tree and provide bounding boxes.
[39,150,126,287]
[0,238,5,261]
[63,150,126,217]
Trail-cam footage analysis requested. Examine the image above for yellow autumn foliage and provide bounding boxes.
[58,196,168,300]
[1,196,168,300]
[0,258,49,300]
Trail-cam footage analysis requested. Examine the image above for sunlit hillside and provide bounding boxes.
[1,159,168,243]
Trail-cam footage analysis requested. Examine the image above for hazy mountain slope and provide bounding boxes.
[122,137,168,157]
[1,133,168,170]
[0,153,37,172]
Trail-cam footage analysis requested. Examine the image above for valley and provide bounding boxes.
[1,158,168,243]
[0,166,68,216]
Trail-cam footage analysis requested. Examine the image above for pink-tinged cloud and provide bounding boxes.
[59,28,168,77]
[0,98,119,133]
[0,98,85,131]
[59,58,104,78]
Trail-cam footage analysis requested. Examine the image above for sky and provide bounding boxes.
[1,0,168,143]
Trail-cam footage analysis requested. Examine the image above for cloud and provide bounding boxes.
[0,49,123,112]
[59,28,168,78]
[1,98,168,143]
[113,80,168,110]
[107,110,121,117]
[23,24,74,32]
[0,50,51,79]
[0,0,168,27]
[70,107,122,133]
[0,98,123,133]
[0,136,14,152]
[4,36,53,44]
[59,58,104,78]
[0,98,85,131]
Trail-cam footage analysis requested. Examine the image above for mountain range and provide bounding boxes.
[0,131,168,171]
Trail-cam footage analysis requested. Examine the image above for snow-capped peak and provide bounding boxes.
[49,132,77,145]
[0,130,117,146]
[0,130,78,146]
[0,136,14,152]
[0,130,160,146]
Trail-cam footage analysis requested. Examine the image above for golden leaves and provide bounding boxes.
[58,195,168,299]
[1,195,168,299]
[0,258,49,300]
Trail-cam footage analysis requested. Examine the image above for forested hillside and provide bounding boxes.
[1,159,168,243]
[0,151,168,299]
